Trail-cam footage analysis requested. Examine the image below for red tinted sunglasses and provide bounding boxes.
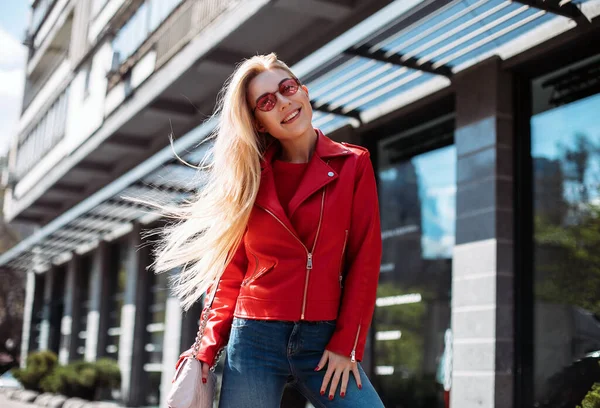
[252,77,301,113]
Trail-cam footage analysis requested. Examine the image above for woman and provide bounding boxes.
[158,53,383,407]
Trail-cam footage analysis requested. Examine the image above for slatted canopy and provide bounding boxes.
[1,0,598,272]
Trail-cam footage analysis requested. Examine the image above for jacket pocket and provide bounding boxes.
[242,252,277,286]
[339,230,349,288]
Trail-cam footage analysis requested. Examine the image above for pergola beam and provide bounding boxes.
[512,0,590,24]
[345,45,453,78]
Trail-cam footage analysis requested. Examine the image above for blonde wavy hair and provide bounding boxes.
[149,53,297,310]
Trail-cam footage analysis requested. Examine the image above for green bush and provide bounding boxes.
[39,359,120,400]
[577,383,600,408]
[12,352,121,401]
[12,350,58,392]
[94,358,121,389]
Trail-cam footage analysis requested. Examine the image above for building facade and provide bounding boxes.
[2,1,600,407]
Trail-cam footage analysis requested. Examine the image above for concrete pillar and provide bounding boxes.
[39,269,54,351]
[59,256,83,364]
[159,296,183,408]
[119,224,150,407]
[85,241,110,361]
[451,57,515,408]
[20,271,36,368]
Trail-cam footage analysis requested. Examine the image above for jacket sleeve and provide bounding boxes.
[325,151,382,362]
[195,237,247,367]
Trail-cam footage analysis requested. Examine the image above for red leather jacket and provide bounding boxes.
[196,129,382,366]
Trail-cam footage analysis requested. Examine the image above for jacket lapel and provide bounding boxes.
[287,130,352,218]
[254,129,352,227]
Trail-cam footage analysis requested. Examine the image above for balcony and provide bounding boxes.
[15,88,70,183]
[5,0,390,225]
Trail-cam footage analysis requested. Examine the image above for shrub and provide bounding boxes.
[40,359,120,400]
[12,350,58,391]
[94,358,121,389]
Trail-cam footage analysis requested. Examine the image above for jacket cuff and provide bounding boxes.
[325,321,365,362]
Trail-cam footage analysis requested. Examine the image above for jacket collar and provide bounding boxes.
[260,128,351,168]
[255,129,352,232]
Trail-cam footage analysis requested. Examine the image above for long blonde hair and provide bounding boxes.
[150,53,296,310]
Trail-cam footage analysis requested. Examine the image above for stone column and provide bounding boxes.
[85,241,110,361]
[119,224,150,407]
[451,56,515,408]
[20,271,36,367]
[159,295,183,408]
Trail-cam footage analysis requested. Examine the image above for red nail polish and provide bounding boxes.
[341,392,345,398]
[314,366,320,371]
[329,395,334,400]
[320,390,325,396]
[358,384,362,390]
[202,378,207,384]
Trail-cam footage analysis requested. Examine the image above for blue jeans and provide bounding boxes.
[218,318,384,408]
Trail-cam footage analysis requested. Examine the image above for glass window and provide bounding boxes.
[531,54,600,405]
[142,256,170,407]
[52,267,66,354]
[375,117,455,408]
[106,241,129,359]
[75,256,93,359]
[112,0,184,65]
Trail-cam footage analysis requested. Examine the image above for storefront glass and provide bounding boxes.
[142,264,170,407]
[375,117,455,408]
[106,240,128,359]
[531,54,600,406]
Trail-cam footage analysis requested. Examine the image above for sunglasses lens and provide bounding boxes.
[280,79,299,96]
[257,94,277,112]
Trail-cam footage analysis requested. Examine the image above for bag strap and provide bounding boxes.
[191,279,221,360]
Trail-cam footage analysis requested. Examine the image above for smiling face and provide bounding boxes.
[246,68,314,142]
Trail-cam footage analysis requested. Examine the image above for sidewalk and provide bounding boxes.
[0,393,36,408]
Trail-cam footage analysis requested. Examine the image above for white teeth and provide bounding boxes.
[283,109,299,123]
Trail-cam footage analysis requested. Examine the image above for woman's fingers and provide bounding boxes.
[339,367,350,398]
[320,365,334,397]
[352,364,362,390]
[315,350,329,372]
[201,362,210,384]
[327,369,343,400]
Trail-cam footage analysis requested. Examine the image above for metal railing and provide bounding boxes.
[22,50,69,113]
[155,0,238,67]
[15,87,70,182]
[108,0,241,89]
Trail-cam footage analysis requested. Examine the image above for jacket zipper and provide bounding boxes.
[339,229,349,288]
[350,323,362,363]
[242,253,261,286]
[256,187,327,320]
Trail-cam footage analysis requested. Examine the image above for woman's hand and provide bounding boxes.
[178,348,211,384]
[315,350,362,400]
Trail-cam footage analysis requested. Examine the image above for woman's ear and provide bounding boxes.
[301,84,309,97]
[254,119,267,133]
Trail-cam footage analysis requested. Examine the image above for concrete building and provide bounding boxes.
[2,0,600,407]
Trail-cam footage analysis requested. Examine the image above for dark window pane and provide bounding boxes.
[375,118,455,407]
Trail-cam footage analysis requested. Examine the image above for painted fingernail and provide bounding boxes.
[329,395,334,401]
[314,366,320,371]
[320,390,324,396]
[341,392,345,398]
[202,378,207,384]
[358,384,363,390]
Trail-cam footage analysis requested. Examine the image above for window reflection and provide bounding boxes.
[142,255,170,407]
[531,55,600,406]
[376,118,455,408]
[76,256,93,359]
[106,241,128,359]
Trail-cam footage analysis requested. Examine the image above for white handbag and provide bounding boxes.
[167,284,220,408]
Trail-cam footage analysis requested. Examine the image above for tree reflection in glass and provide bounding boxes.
[532,91,600,407]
